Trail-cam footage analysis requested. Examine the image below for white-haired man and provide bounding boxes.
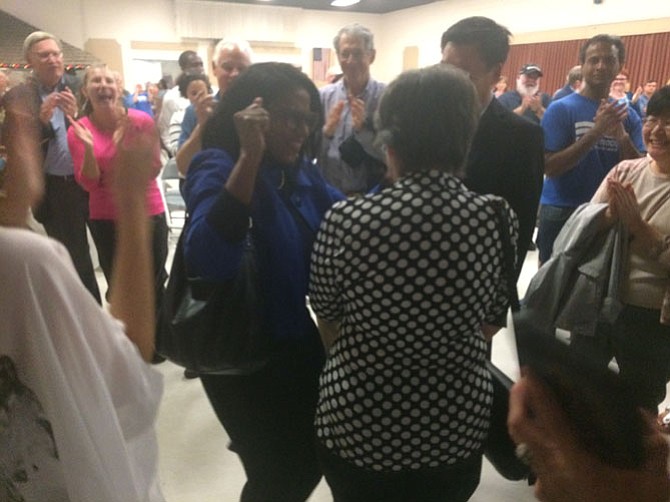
[498,63,551,124]
[319,23,386,196]
[176,40,252,176]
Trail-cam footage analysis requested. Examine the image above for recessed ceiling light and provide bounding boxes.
[331,0,361,6]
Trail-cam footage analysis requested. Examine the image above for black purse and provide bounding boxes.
[484,358,530,481]
[483,198,532,481]
[156,224,269,375]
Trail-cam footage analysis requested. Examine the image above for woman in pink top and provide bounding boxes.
[67,64,168,310]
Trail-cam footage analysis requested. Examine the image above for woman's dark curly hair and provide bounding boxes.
[202,62,323,161]
[178,73,212,98]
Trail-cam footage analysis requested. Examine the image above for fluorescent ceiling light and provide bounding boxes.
[331,0,361,6]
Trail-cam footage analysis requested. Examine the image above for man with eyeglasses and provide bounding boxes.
[14,31,101,302]
[319,23,386,196]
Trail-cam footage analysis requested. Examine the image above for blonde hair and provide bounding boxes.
[80,64,122,116]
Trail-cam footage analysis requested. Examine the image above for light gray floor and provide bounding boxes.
[151,221,539,501]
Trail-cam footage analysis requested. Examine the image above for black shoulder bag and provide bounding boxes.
[156,222,269,375]
[483,199,532,481]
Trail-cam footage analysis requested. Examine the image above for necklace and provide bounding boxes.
[277,169,286,190]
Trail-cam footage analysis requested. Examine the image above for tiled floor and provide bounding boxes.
[151,223,539,501]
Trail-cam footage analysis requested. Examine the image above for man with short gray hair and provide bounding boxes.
[319,23,386,195]
[176,39,252,176]
[15,31,101,302]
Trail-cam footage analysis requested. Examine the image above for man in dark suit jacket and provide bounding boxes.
[19,31,101,302]
[441,17,544,281]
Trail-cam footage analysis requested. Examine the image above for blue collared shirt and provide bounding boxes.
[39,77,75,176]
[319,78,385,194]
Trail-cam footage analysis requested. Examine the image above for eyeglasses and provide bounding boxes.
[33,50,63,62]
[271,108,319,132]
[643,116,670,133]
[338,49,369,62]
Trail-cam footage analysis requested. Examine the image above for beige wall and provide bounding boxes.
[84,39,123,74]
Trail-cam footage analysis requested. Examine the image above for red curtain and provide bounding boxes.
[502,32,670,96]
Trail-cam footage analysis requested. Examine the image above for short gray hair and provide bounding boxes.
[23,31,61,61]
[333,24,375,54]
[213,39,253,63]
[375,64,479,176]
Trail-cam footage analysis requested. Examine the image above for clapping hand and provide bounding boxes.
[0,84,43,226]
[528,95,543,113]
[349,95,366,131]
[40,87,77,125]
[594,99,628,139]
[606,177,643,234]
[113,117,159,206]
[68,117,94,148]
[323,100,345,138]
[57,87,78,117]
[195,91,217,126]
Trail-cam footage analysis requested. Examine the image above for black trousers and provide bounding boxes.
[200,338,325,502]
[88,214,168,315]
[38,175,101,303]
[570,304,670,411]
[317,441,482,502]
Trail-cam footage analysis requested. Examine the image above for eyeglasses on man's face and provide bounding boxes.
[33,50,63,62]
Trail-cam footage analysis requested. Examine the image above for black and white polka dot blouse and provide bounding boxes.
[309,169,518,472]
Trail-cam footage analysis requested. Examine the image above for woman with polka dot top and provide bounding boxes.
[309,65,519,501]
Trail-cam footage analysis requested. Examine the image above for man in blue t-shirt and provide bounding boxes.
[537,34,644,263]
[631,78,658,118]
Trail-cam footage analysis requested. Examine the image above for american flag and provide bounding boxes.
[312,48,331,82]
